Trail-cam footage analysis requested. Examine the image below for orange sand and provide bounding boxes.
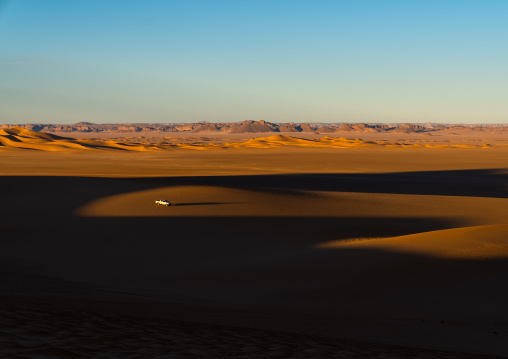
[2,129,508,356]
[0,127,498,151]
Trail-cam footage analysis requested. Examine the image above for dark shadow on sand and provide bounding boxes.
[2,168,508,208]
[2,173,508,356]
[129,168,508,199]
[173,202,243,207]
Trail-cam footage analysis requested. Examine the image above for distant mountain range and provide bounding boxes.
[2,121,507,134]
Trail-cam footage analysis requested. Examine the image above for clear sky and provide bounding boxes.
[0,0,507,124]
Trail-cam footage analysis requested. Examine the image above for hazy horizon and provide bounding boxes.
[5,120,508,126]
[1,0,507,124]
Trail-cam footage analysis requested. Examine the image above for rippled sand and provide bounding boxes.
[0,303,500,359]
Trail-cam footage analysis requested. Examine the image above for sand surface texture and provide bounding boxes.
[2,128,508,357]
[0,127,500,152]
[0,303,500,359]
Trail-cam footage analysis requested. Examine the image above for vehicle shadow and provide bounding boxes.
[173,202,244,207]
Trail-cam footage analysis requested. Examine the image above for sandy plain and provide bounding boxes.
[1,127,508,358]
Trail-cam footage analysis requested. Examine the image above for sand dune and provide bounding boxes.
[321,225,508,259]
[3,173,508,355]
[3,143,508,356]
[229,135,499,149]
[0,127,157,151]
[0,128,496,151]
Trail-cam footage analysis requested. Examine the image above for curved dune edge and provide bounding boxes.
[0,127,158,152]
[74,185,258,217]
[0,127,495,151]
[318,225,508,259]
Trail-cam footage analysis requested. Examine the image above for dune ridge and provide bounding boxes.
[319,225,508,259]
[235,135,489,149]
[0,128,496,151]
[0,127,157,152]
[4,167,508,355]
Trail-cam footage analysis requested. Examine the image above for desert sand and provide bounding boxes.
[1,127,508,358]
[0,126,502,151]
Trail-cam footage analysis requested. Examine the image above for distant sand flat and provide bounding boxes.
[0,127,496,151]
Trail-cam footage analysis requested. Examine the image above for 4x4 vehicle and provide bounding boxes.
[155,199,171,206]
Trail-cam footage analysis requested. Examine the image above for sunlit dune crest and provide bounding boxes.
[319,225,508,259]
[0,127,157,152]
[0,128,496,151]
[237,135,485,148]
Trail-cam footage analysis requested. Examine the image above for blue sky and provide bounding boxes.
[0,0,507,124]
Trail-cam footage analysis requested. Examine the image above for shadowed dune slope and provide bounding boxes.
[3,174,508,354]
[3,302,496,359]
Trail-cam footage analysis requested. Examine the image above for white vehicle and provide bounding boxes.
[155,199,171,206]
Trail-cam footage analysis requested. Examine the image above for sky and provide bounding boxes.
[0,0,507,124]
